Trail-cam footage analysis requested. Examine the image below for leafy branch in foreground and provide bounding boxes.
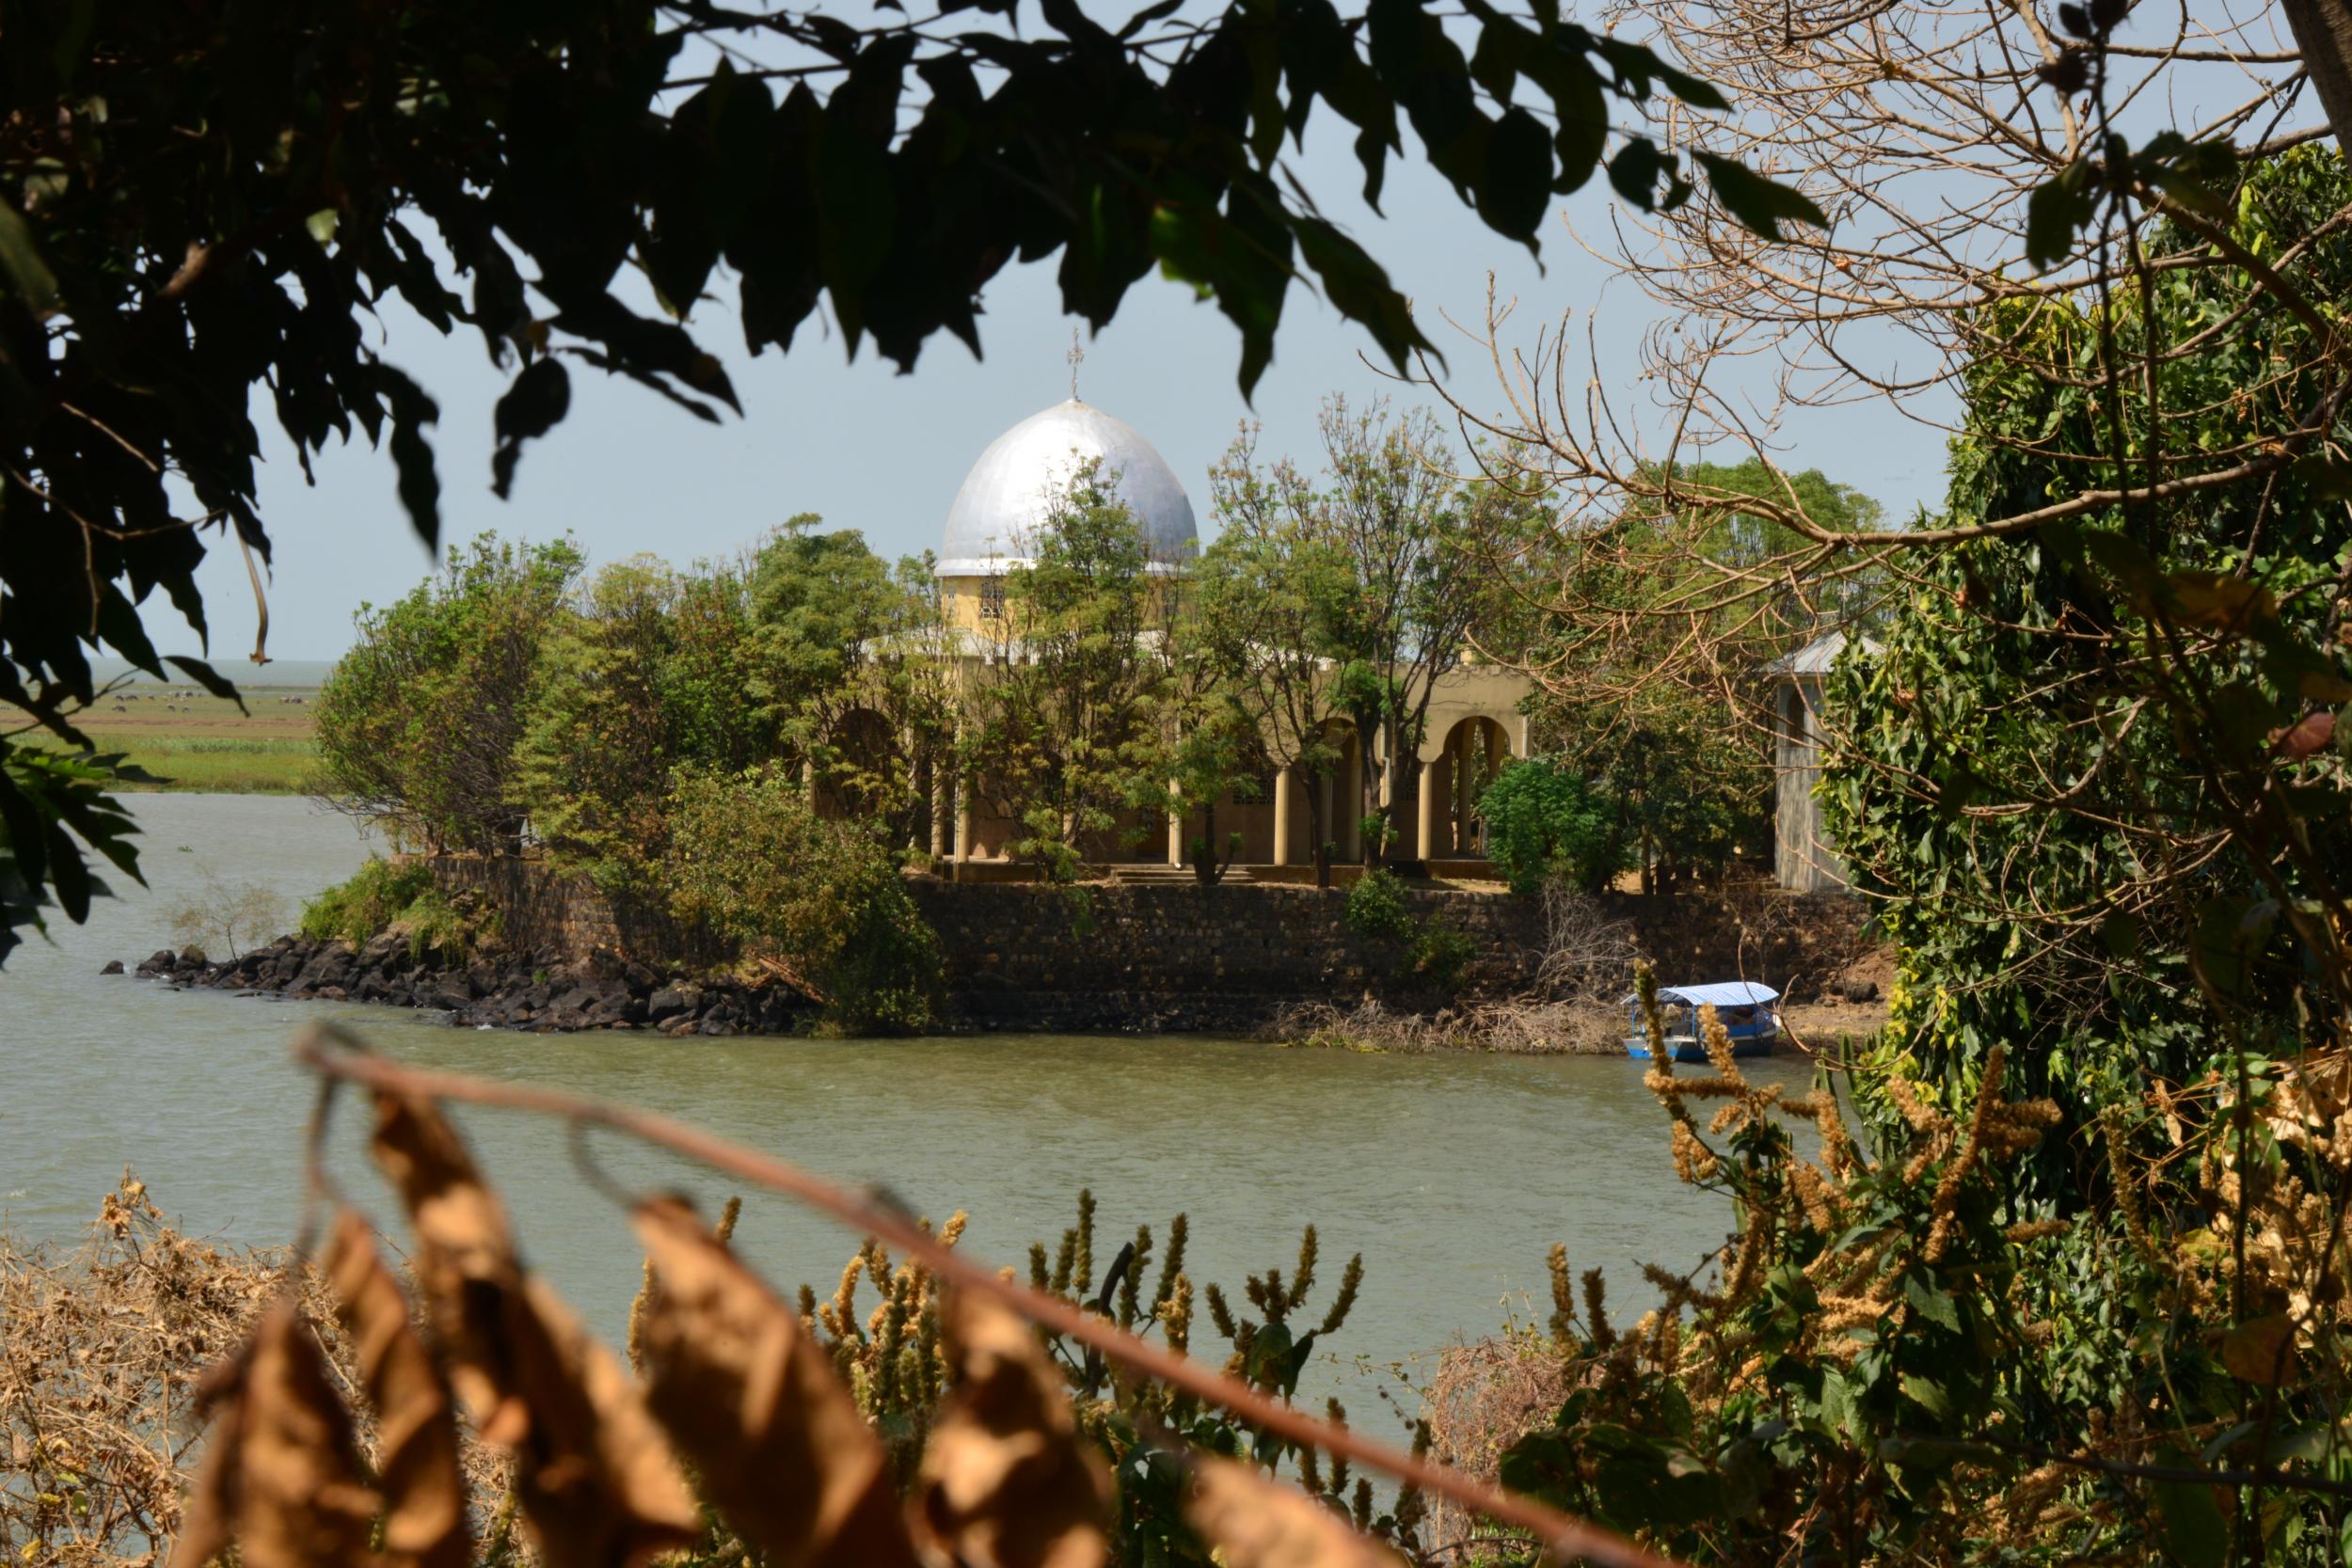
[0,0,1819,966]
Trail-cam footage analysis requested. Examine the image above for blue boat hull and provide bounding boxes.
[1626,1035,1776,1062]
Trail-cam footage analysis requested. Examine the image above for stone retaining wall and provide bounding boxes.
[417,856,1869,1034]
[907,880,1547,1032]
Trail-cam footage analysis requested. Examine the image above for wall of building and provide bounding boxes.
[1773,676,1852,894]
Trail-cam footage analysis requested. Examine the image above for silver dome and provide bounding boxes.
[938,399,1198,577]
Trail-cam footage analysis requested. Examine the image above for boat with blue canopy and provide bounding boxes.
[1625,981,1781,1061]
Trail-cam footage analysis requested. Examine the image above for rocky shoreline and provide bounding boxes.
[117,933,813,1037]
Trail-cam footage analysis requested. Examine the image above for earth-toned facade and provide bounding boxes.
[915,397,1534,876]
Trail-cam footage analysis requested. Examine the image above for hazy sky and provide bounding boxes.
[135,89,1947,665]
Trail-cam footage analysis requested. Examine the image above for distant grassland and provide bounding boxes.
[8,688,320,794]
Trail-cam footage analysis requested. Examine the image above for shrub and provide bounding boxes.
[1408,917,1478,990]
[298,857,435,945]
[167,868,285,959]
[1478,756,1625,895]
[664,767,943,1035]
[312,533,583,854]
[1342,866,1413,941]
[298,858,490,961]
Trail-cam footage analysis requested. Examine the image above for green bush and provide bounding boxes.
[665,767,944,1035]
[1407,917,1478,990]
[1478,755,1625,894]
[298,858,491,962]
[298,858,436,945]
[1342,866,1414,941]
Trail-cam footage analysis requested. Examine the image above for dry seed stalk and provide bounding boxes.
[295,1030,1688,1568]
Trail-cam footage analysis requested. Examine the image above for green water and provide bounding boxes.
[3,793,1811,1412]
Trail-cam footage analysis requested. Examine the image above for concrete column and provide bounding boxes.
[929,761,947,860]
[1167,782,1184,867]
[1417,755,1440,862]
[1341,736,1362,859]
[953,775,973,864]
[1272,765,1294,866]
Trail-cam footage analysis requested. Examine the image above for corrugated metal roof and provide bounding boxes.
[1626,981,1782,1006]
[1769,627,1880,677]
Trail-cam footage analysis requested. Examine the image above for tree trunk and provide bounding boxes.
[2281,0,2352,145]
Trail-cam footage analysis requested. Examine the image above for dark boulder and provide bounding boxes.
[358,930,406,970]
[100,958,125,975]
[1840,976,1882,1003]
[140,949,175,973]
[646,987,693,1023]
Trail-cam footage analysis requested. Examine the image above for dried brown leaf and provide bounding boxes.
[914,1288,1111,1568]
[323,1209,469,1568]
[630,1196,920,1568]
[1184,1456,1406,1568]
[503,1277,702,1568]
[168,1299,380,1568]
[368,1090,698,1568]
[368,1089,528,1441]
[2221,1312,2297,1386]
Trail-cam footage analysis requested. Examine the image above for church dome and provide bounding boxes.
[938,399,1198,577]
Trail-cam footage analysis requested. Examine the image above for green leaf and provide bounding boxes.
[1606,139,1664,209]
[1902,1272,1961,1333]
[1692,150,1826,241]
[489,357,572,500]
[2153,1454,2228,1568]
[1479,106,1554,242]
[2025,159,2099,269]
[0,205,59,318]
[1899,1373,1953,1422]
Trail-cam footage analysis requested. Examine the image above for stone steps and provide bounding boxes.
[1109,863,1256,886]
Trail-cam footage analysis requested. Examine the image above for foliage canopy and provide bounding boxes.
[0,0,1817,966]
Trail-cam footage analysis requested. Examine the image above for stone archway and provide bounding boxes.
[1416,714,1516,863]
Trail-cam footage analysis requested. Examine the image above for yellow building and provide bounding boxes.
[927,396,1534,878]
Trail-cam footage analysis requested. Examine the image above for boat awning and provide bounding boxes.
[1626,982,1782,1007]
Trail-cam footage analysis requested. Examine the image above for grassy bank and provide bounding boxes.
[8,688,317,793]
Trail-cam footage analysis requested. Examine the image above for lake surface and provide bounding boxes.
[3,792,1813,1415]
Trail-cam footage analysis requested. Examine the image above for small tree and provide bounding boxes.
[961,466,1168,879]
[314,534,583,855]
[665,767,943,1035]
[748,516,948,842]
[1199,433,1354,886]
[167,866,285,960]
[1478,757,1626,895]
